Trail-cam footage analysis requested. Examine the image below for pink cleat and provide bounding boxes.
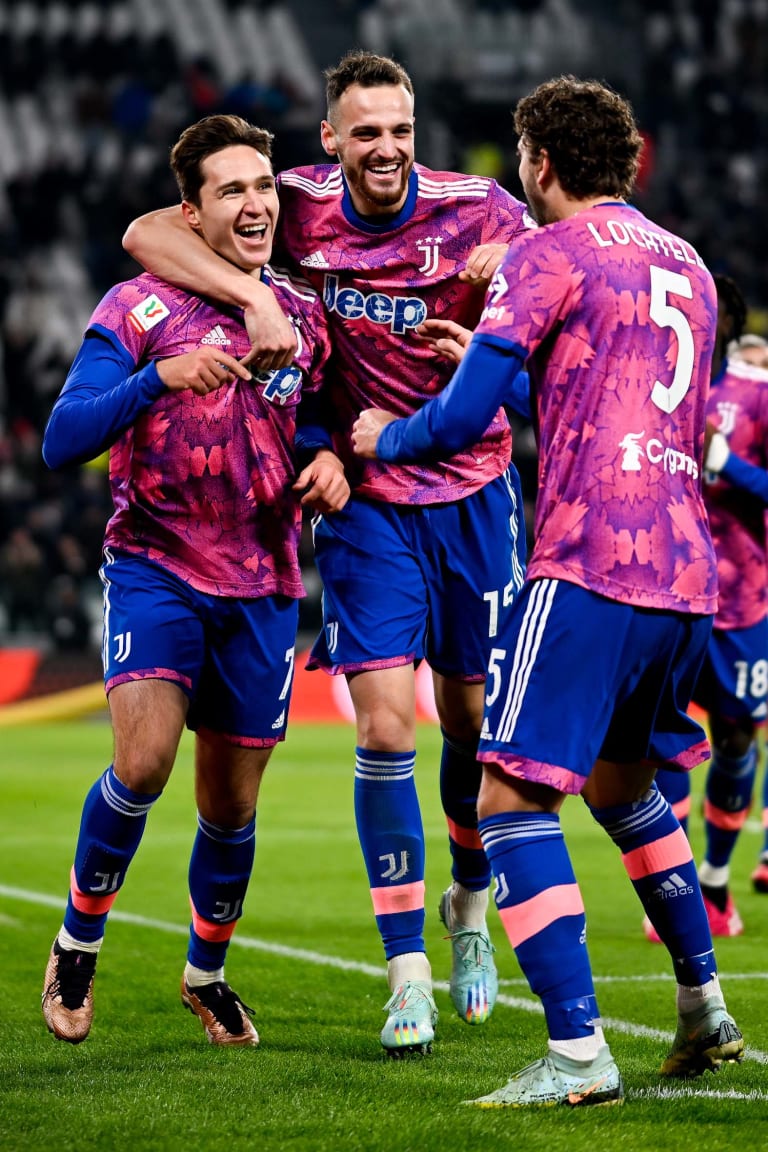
[750,860,768,894]
[702,891,743,937]
[641,915,662,944]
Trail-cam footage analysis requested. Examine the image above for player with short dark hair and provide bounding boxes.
[123,51,533,1055]
[352,75,744,1106]
[40,114,349,1047]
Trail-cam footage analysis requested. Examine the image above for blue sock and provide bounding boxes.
[479,811,598,1041]
[188,814,256,971]
[704,744,757,868]
[64,765,161,943]
[354,748,425,960]
[439,729,490,891]
[589,785,715,986]
[653,766,692,837]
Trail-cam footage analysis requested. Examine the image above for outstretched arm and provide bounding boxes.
[352,335,525,462]
[123,207,297,370]
[417,318,531,418]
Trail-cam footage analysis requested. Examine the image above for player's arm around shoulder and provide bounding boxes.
[123,206,297,370]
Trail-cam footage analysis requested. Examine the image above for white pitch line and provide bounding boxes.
[634,1087,768,1101]
[501,971,768,985]
[4,883,768,1083]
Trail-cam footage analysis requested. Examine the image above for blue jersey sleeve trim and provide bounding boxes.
[295,388,334,463]
[719,451,768,504]
[376,336,525,463]
[42,331,166,469]
[88,322,134,362]
[505,369,531,420]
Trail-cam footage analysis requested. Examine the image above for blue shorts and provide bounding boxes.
[100,550,298,746]
[693,618,768,723]
[307,466,526,679]
[479,578,713,795]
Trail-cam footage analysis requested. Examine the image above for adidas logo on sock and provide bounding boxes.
[201,325,231,346]
[300,250,329,269]
[652,872,694,901]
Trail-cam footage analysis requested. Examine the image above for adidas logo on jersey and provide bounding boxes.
[300,250,329,269]
[201,324,231,346]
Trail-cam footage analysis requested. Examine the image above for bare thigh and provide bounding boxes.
[347,664,416,750]
[432,672,485,744]
[195,732,272,828]
[109,678,189,793]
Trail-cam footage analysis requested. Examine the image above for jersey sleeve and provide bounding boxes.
[42,326,166,469]
[481,182,536,245]
[377,336,524,462]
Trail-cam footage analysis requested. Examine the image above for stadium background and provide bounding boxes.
[1,0,766,714]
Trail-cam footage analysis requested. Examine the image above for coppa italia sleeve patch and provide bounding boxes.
[128,294,170,333]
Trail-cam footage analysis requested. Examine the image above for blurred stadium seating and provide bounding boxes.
[0,0,766,665]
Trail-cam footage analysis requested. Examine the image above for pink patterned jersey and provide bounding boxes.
[97,269,330,597]
[706,358,768,628]
[476,202,718,613]
[276,162,533,503]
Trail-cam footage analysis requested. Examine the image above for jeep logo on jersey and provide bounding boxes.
[323,274,427,334]
[254,365,303,404]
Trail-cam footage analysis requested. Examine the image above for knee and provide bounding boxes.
[113,744,176,794]
[710,717,754,760]
[438,714,481,747]
[356,704,415,750]
[434,682,484,745]
[478,764,560,820]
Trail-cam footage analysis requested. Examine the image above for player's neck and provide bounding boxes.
[558,194,626,221]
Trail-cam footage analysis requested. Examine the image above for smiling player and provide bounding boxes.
[40,114,348,1048]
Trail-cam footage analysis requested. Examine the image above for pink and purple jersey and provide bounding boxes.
[476,202,718,614]
[95,269,330,598]
[276,162,532,503]
[705,358,768,628]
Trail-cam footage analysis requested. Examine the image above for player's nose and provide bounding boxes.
[376,132,400,158]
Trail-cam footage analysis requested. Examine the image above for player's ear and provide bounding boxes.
[320,120,337,157]
[537,149,552,186]
[181,200,201,232]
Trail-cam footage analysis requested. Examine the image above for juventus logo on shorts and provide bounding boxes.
[114,631,132,663]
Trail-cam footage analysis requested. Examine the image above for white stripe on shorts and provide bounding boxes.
[495,578,558,744]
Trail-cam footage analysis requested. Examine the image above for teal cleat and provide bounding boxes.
[466,1047,624,1108]
[439,887,497,1025]
[660,999,744,1078]
[380,981,437,1057]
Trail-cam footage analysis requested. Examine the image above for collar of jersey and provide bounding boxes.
[340,168,419,233]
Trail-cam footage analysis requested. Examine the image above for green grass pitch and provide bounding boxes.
[1,720,766,1151]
